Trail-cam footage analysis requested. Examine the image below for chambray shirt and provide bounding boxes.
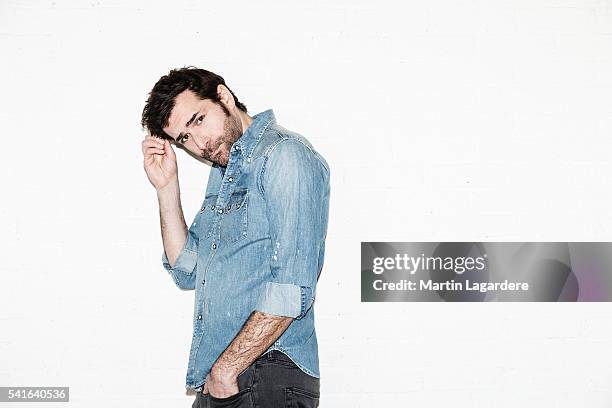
[161,109,331,390]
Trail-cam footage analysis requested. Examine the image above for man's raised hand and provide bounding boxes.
[142,134,178,191]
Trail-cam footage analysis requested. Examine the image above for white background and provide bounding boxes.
[1,0,611,406]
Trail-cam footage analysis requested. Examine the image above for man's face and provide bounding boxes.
[163,89,243,166]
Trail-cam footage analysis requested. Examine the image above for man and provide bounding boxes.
[140,67,330,408]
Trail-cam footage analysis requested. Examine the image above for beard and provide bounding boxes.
[205,112,243,166]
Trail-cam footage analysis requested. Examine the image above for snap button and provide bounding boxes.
[212,243,217,250]
[211,205,216,210]
[197,314,202,320]
[228,177,233,182]
[218,209,223,214]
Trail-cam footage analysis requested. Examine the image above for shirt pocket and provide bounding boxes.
[198,193,219,239]
[220,187,249,245]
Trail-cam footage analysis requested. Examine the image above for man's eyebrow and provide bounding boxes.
[175,111,199,142]
[185,111,198,128]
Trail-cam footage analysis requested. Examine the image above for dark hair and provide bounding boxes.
[141,67,247,140]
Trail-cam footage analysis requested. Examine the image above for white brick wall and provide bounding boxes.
[1,0,611,406]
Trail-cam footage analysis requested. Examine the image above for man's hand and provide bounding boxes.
[201,311,293,398]
[142,133,178,191]
[203,368,239,399]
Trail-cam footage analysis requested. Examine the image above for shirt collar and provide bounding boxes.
[234,109,276,157]
[213,109,276,170]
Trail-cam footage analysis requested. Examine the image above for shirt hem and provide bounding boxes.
[272,345,320,379]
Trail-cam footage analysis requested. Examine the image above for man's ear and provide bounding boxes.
[217,84,236,110]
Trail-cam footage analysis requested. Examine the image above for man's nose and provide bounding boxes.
[193,137,206,150]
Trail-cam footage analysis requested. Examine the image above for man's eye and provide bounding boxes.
[196,115,204,125]
[181,134,190,143]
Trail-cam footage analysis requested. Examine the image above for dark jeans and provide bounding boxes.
[192,350,320,408]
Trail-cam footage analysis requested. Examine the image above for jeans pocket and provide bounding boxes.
[284,386,320,408]
[209,386,252,408]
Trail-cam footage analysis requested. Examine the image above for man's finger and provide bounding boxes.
[203,375,210,395]
[146,147,165,156]
[142,140,165,157]
[142,138,165,149]
[144,132,164,141]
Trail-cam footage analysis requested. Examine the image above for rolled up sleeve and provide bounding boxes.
[161,224,199,290]
[255,138,330,319]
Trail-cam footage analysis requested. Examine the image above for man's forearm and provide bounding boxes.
[157,178,188,267]
[212,311,293,379]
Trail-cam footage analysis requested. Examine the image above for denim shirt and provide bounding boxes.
[161,109,331,390]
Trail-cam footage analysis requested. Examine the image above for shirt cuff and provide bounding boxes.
[255,282,314,319]
[161,237,198,289]
[162,248,197,273]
